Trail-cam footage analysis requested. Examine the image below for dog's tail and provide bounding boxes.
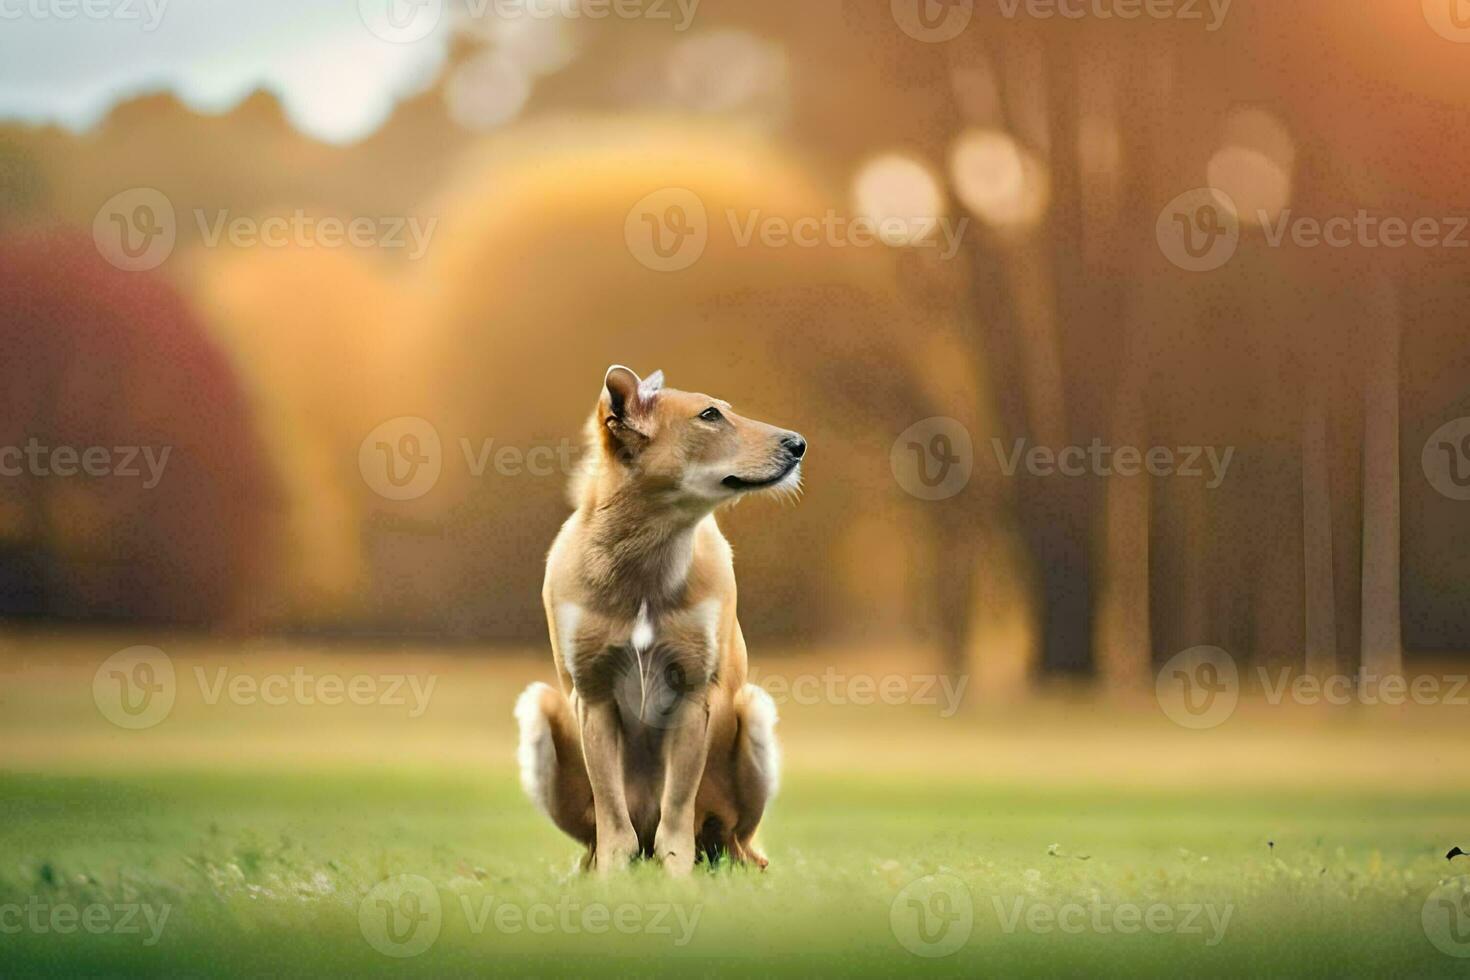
[514,682,558,816]
[738,683,781,801]
[514,682,595,846]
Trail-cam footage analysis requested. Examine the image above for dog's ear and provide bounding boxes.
[602,365,661,455]
[604,365,643,421]
[603,366,666,419]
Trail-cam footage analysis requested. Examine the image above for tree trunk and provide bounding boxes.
[1301,387,1338,679]
[1360,274,1403,681]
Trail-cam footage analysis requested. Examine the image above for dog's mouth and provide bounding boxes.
[721,459,800,491]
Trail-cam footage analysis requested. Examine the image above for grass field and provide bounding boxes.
[2,632,1469,976]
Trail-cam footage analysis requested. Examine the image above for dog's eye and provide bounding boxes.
[699,407,723,423]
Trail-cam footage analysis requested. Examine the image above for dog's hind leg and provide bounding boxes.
[730,683,780,869]
[515,683,595,853]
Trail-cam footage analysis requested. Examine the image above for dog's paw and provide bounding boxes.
[654,832,696,876]
[593,830,639,874]
[731,838,769,870]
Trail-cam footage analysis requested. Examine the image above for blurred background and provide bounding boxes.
[7,6,1470,974]
[1,0,1469,693]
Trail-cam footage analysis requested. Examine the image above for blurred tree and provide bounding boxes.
[0,135,48,228]
[415,117,994,650]
[0,232,276,626]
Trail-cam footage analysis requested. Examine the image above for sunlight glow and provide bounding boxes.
[949,128,1050,231]
[667,30,788,116]
[1209,107,1295,227]
[852,154,946,247]
[445,50,533,131]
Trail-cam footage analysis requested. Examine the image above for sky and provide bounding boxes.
[0,0,454,143]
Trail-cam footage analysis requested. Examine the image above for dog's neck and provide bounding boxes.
[578,473,709,613]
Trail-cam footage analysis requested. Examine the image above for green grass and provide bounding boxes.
[3,639,1469,976]
[0,766,1466,977]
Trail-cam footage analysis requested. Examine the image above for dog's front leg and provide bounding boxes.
[578,698,639,873]
[653,689,710,876]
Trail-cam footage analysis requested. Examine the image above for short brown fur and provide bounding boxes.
[516,365,804,874]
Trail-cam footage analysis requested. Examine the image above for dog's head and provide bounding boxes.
[592,365,806,508]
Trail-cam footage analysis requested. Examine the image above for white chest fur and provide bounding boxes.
[556,597,723,691]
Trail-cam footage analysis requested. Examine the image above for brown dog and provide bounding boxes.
[515,365,804,874]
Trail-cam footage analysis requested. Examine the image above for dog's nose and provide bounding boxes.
[782,433,807,460]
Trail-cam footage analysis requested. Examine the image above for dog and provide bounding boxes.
[515,365,805,874]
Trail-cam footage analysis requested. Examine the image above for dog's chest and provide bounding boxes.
[556,598,722,710]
